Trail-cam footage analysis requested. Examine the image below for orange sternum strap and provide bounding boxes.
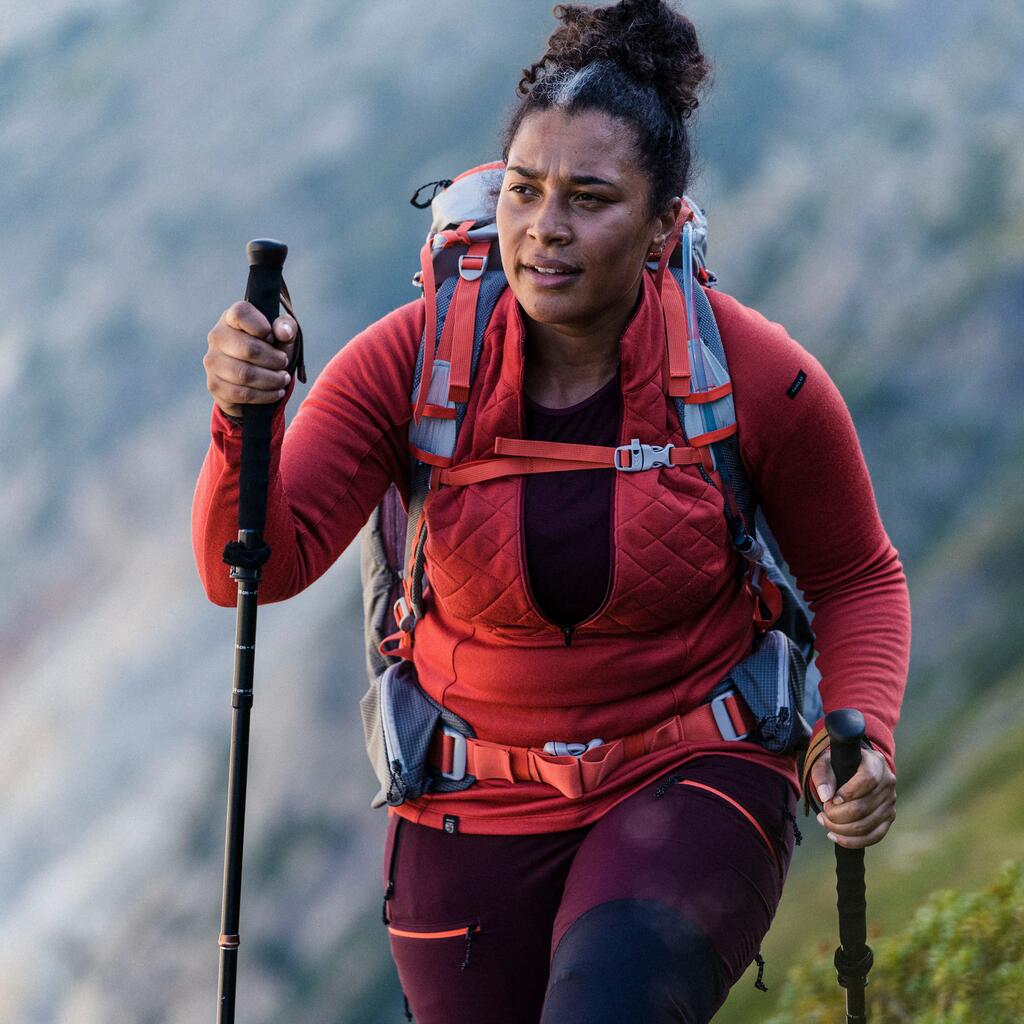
[436,436,705,487]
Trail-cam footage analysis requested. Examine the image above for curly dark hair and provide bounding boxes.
[501,0,711,215]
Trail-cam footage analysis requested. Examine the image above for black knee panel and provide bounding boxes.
[540,899,721,1024]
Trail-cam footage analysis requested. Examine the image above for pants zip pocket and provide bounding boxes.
[675,779,782,878]
[387,922,481,971]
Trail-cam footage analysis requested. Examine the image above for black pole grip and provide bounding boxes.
[238,239,288,535]
[826,707,865,791]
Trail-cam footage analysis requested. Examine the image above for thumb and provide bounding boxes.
[810,749,837,804]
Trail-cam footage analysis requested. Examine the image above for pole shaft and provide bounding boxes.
[217,553,258,1024]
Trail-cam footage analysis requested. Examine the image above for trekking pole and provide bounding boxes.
[216,238,288,1024]
[826,708,875,1024]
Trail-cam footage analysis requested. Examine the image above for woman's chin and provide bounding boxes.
[515,289,586,329]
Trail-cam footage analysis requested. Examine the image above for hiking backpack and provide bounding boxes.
[358,164,822,808]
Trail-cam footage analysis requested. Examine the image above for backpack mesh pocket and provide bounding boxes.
[359,660,476,808]
[712,629,812,754]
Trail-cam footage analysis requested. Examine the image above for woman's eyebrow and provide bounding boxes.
[507,164,617,188]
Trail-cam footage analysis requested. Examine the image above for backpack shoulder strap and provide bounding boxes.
[665,218,758,554]
[669,246,816,663]
[400,266,508,624]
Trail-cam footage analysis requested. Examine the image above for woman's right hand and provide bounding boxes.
[204,301,299,418]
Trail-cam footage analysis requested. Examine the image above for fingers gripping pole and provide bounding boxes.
[826,709,874,1024]
[217,239,288,1024]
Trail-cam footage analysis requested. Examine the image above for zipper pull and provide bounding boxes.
[563,626,574,647]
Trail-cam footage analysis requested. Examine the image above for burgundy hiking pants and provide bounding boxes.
[381,755,798,1023]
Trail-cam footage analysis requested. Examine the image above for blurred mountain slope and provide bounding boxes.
[0,0,1020,1021]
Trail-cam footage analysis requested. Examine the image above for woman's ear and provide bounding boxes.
[652,196,684,250]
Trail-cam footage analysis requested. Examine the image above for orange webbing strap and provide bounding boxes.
[684,381,733,405]
[435,223,478,380]
[653,204,702,398]
[377,628,414,663]
[438,455,599,486]
[445,241,490,404]
[660,266,692,398]
[437,437,704,487]
[498,437,624,464]
[418,404,457,420]
[747,571,783,632]
[653,201,692,294]
[685,422,738,448]
[429,694,757,800]
[412,239,439,424]
[396,501,430,639]
[409,444,455,468]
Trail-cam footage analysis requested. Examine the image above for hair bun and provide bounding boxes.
[521,0,710,121]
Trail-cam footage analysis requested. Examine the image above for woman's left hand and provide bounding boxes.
[810,747,897,849]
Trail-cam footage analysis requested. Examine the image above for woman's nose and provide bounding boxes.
[527,197,571,246]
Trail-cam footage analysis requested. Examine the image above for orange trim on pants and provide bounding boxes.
[676,779,782,877]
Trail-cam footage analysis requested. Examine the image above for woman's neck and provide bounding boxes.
[521,287,639,407]
[523,326,619,407]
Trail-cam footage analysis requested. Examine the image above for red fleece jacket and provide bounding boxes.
[192,283,910,834]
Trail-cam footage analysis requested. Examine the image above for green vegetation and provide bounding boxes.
[718,668,1024,1021]
[763,861,1024,1024]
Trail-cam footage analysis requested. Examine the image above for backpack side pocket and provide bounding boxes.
[361,660,476,808]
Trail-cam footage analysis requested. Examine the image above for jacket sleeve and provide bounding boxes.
[191,298,424,606]
[708,289,911,804]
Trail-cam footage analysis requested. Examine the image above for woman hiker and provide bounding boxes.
[193,1,910,1020]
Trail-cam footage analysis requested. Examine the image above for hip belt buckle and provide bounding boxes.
[542,738,605,758]
[439,726,468,781]
[710,690,750,742]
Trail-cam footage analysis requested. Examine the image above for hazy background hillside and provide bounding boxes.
[1,1,1021,1021]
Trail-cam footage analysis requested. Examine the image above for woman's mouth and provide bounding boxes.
[522,260,582,287]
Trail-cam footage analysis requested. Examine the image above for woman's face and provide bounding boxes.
[496,108,678,340]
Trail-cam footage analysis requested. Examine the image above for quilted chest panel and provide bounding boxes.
[423,373,735,635]
[421,280,738,636]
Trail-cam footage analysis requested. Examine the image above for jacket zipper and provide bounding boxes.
[516,475,617,648]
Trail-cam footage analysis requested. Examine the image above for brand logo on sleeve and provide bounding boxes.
[787,370,808,399]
